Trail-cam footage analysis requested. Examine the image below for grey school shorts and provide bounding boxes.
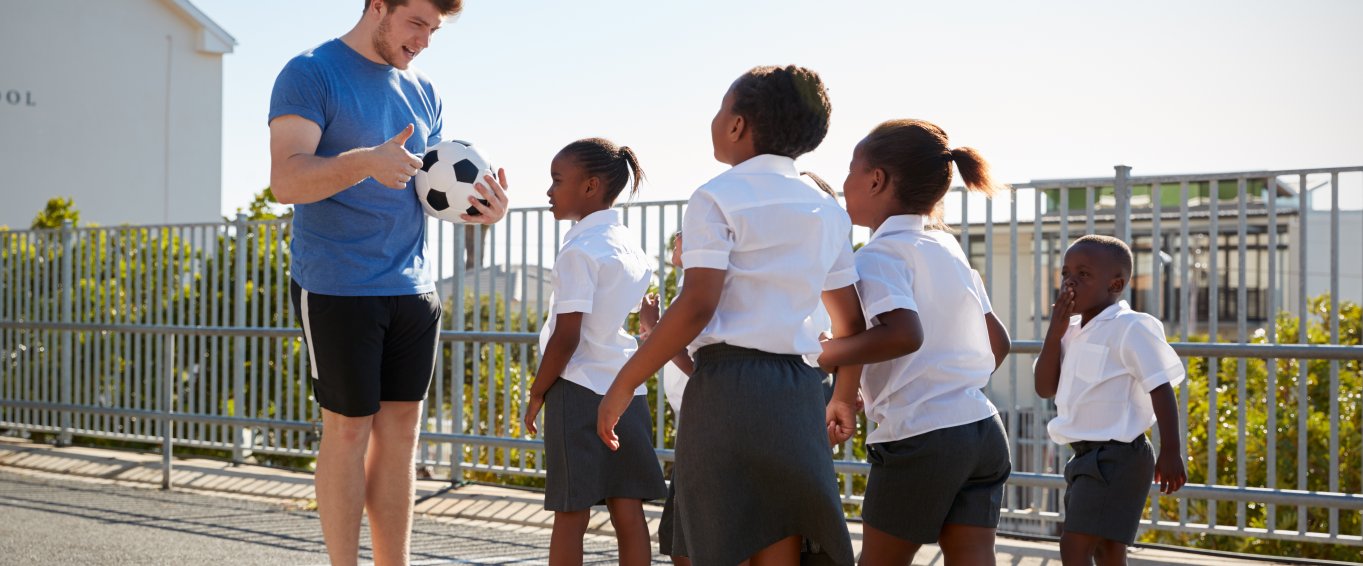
[862,414,1011,544]
[1063,435,1156,545]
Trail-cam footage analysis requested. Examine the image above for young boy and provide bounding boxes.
[1034,234,1187,565]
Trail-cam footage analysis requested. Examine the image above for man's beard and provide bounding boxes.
[371,14,403,68]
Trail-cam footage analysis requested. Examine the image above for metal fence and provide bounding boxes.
[2,164,1362,548]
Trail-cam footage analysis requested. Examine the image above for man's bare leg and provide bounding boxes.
[365,400,423,566]
[317,408,375,566]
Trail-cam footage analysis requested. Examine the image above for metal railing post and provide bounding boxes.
[58,220,74,446]
[231,213,248,464]
[161,333,174,490]
[450,224,466,481]
[1114,165,1133,303]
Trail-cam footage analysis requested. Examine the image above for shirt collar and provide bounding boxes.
[1094,300,1130,323]
[869,214,925,242]
[564,208,624,243]
[727,154,799,177]
[1073,300,1129,331]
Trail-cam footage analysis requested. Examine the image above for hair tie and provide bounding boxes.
[943,150,955,163]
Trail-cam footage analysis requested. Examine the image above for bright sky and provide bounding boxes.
[196,0,1363,216]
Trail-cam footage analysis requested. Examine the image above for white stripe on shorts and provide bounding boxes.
[300,288,319,379]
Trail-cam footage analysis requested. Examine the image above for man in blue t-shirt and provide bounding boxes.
[268,1,508,564]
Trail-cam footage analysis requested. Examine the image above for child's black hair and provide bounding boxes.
[1072,234,1133,281]
[731,65,831,159]
[858,119,1006,227]
[558,138,645,204]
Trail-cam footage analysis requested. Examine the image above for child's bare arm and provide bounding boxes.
[638,292,695,375]
[1150,382,1187,493]
[984,312,1011,371]
[1033,287,1074,398]
[523,312,583,435]
[670,352,695,376]
[598,268,724,449]
[638,293,660,339]
[821,285,867,445]
[818,308,922,369]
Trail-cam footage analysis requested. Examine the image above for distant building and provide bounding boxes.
[0,0,234,228]
[438,264,553,314]
[963,178,1363,342]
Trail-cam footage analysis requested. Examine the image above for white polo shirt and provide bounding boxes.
[540,209,653,396]
[1046,300,1186,445]
[662,276,690,418]
[681,154,858,365]
[855,215,1000,445]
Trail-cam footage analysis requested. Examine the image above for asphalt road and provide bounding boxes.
[0,470,639,565]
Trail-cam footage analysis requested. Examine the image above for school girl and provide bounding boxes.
[524,138,668,566]
[818,119,1014,566]
[598,65,862,566]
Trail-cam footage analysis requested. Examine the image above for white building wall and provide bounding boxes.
[0,0,229,228]
[1290,210,1363,313]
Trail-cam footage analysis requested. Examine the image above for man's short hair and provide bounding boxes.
[1072,234,1133,279]
[364,0,462,16]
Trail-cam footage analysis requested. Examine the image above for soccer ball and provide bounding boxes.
[414,139,495,223]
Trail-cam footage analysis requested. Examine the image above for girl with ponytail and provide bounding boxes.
[525,137,666,566]
[818,119,1015,565]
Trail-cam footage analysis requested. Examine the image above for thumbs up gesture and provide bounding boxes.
[368,124,424,190]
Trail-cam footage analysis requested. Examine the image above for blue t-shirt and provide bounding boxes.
[269,38,442,296]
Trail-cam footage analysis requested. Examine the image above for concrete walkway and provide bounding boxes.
[0,437,1291,565]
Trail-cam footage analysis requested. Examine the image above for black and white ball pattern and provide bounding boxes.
[414,140,494,223]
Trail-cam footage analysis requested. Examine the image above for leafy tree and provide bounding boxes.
[30,197,79,229]
[232,187,293,221]
[1143,295,1361,561]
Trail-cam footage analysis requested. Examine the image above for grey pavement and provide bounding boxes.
[0,438,1294,565]
[0,468,638,565]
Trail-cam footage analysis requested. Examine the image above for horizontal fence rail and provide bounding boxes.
[2,164,1362,552]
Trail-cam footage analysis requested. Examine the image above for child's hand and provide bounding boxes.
[1154,446,1187,494]
[639,293,660,337]
[596,386,631,451]
[825,399,858,446]
[816,332,837,373]
[523,393,544,436]
[1047,286,1076,339]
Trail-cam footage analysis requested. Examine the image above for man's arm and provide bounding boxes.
[269,116,422,205]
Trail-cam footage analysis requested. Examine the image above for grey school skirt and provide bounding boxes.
[668,344,854,566]
[542,379,667,512]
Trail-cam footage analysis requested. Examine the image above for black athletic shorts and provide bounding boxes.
[290,280,442,417]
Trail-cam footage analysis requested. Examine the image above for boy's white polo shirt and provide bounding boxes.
[1046,300,1186,445]
[540,208,652,396]
[855,214,1000,445]
[681,154,858,364]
